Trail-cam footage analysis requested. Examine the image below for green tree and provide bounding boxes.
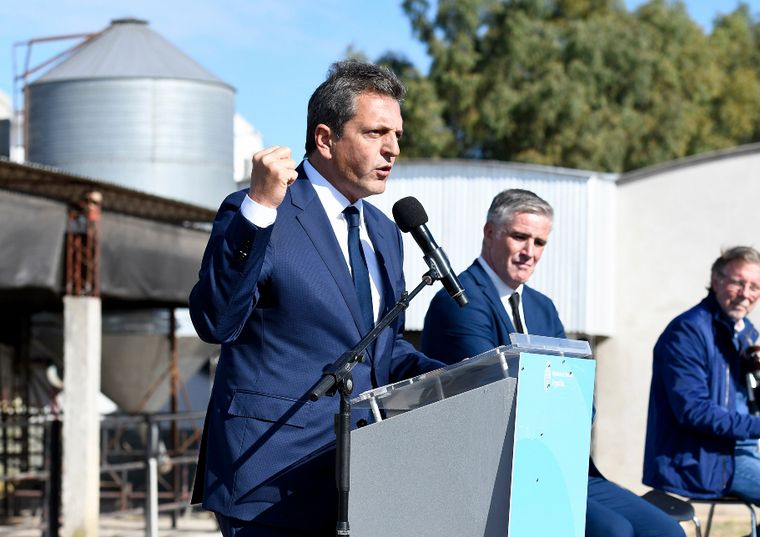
[376,52,455,158]
[402,0,727,171]
[329,0,760,170]
[621,0,718,169]
[388,0,760,171]
[708,4,760,146]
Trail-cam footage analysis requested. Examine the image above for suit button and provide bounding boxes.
[355,419,368,428]
[235,239,252,263]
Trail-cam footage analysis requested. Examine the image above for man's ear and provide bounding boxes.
[483,221,494,241]
[314,124,333,160]
[709,272,719,292]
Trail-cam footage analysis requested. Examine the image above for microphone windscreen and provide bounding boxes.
[392,196,428,232]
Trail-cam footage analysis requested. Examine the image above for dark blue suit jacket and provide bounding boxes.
[421,259,565,363]
[189,166,442,530]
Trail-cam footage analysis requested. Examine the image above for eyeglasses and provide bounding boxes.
[719,273,760,296]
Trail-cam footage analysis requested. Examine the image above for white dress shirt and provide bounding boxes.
[240,159,382,323]
[476,256,527,333]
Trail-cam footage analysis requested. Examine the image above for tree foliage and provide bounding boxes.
[371,0,760,171]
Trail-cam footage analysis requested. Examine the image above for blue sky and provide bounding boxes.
[1,1,757,159]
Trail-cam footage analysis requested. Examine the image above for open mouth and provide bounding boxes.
[376,166,392,178]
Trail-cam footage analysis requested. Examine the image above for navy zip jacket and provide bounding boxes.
[643,292,760,498]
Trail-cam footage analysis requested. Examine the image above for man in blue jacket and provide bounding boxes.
[644,247,760,510]
[422,188,684,537]
[189,60,444,537]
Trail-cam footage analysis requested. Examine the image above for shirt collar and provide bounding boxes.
[477,256,523,298]
[304,159,364,219]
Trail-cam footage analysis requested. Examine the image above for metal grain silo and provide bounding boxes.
[26,18,235,210]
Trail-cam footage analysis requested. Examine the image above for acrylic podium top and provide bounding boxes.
[351,334,592,421]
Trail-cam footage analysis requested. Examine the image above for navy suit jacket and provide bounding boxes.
[189,166,443,530]
[421,259,565,363]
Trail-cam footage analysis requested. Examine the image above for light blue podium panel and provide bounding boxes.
[349,335,595,537]
[506,350,595,537]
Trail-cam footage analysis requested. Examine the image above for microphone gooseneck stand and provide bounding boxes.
[309,271,437,537]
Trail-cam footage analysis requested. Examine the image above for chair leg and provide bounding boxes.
[741,500,757,537]
[692,514,702,537]
[704,503,716,537]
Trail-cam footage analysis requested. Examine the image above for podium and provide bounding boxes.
[348,334,596,537]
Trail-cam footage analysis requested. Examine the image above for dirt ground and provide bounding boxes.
[683,502,757,537]
[0,511,219,536]
[0,503,755,536]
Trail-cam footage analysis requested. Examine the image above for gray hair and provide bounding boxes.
[305,60,405,155]
[710,245,760,287]
[486,189,554,229]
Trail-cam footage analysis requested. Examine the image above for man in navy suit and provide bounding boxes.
[189,60,444,537]
[421,189,685,537]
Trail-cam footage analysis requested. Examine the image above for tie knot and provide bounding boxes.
[509,291,520,307]
[343,206,361,228]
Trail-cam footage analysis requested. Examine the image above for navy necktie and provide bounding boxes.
[509,291,525,334]
[343,206,374,332]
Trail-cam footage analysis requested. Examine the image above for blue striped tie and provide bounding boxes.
[343,206,374,331]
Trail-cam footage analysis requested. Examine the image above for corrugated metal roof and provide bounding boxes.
[32,18,232,89]
[373,159,618,336]
[0,157,215,224]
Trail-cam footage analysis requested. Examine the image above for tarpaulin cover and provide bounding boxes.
[0,188,209,307]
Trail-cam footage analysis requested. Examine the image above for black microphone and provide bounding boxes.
[392,196,468,307]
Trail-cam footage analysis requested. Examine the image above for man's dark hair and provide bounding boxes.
[486,188,554,229]
[305,60,405,155]
[709,245,760,290]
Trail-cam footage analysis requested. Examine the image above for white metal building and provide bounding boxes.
[372,158,618,338]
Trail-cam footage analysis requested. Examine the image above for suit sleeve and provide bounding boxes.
[388,329,446,383]
[189,192,273,344]
[421,287,500,364]
[655,318,760,440]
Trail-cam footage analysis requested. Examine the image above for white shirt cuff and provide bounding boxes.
[241,194,277,228]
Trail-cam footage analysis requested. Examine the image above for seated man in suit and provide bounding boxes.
[422,188,685,537]
[189,60,445,537]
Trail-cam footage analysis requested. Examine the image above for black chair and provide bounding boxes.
[641,489,701,537]
[689,496,757,537]
[642,489,759,537]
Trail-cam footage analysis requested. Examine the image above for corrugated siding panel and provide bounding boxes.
[27,78,235,210]
[585,177,616,334]
[372,160,615,336]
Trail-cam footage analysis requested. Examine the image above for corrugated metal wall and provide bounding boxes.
[372,159,617,336]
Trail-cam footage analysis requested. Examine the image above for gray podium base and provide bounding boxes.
[349,377,517,537]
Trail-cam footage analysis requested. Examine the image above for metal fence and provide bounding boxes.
[0,410,205,536]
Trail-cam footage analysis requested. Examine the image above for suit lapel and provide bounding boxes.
[362,205,393,364]
[520,287,542,335]
[363,206,394,306]
[468,261,516,338]
[289,171,366,336]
